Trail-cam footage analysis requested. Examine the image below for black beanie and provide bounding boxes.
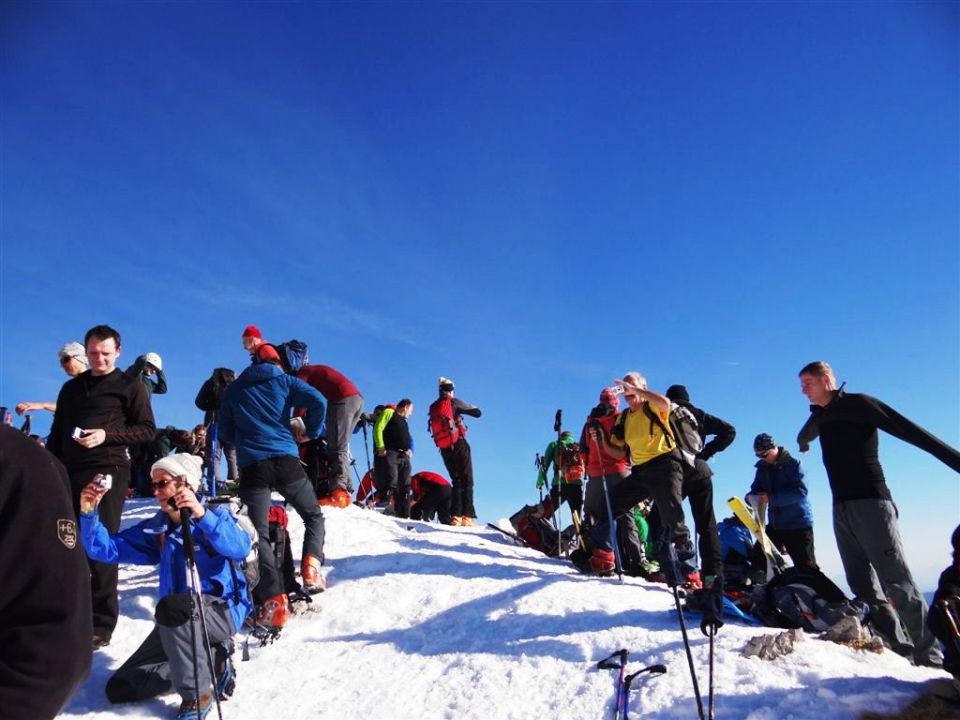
[753,433,776,453]
[666,385,690,403]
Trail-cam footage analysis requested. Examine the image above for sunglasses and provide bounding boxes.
[755,449,772,458]
[151,478,178,492]
[59,355,74,365]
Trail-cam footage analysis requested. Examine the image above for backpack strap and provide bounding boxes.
[641,403,675,449]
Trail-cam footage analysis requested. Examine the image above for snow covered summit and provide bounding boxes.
[62,500,944,719]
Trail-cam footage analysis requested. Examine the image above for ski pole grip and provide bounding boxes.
[554,409,562,433]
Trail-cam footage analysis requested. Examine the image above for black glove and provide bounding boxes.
[700,579,725,635]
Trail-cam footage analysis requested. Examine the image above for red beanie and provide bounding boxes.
[242,325,262,340]
[600,387,618,404]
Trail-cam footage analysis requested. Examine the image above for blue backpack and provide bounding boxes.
[275,340,309,373]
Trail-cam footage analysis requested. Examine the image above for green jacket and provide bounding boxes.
[537,435,583,489]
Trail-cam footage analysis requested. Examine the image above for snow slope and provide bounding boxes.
[61,500,946,719]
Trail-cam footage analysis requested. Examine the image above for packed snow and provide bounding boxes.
[61,499,947,719]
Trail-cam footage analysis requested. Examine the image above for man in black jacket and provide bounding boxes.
[382,399,415,518]
[0,427,92,719]
[47,324,156,649]
[666,384,736,588]
[798,360,960,667]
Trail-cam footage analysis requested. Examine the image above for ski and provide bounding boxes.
[486,522,523,545]
[727,496,786,569]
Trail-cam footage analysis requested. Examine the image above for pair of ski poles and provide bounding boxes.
[176,500,226,720]
[597,649,666,720]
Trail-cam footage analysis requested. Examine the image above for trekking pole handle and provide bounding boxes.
[554,409,562,433]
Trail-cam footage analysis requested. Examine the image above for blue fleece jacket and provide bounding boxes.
[219,363,326,469]
[80,505,253,630]
[749,447,814,530]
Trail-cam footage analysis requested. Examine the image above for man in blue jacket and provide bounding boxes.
[747,433,816,568]
[219,346,327,630]
[79,453,251,720]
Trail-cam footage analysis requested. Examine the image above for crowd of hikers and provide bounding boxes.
[1,324,959,720]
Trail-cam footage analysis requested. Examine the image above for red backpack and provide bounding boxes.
[428,397,463,449]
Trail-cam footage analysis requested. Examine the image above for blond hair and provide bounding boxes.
[622,371,647,390]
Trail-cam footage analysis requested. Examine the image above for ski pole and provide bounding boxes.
[361,418,372,474]
[707,625,716,719]
[662,534,705,720]
[588,426,623,581]
[622,664,666,720]
[174,499,225,720]
[597,649,629,720]
[554,409,564,558]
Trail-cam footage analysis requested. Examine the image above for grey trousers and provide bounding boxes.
[105,594,235,703]
[327,394,364,493]
[833,499,941,664]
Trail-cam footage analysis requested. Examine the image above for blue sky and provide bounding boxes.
[2,1,957,590]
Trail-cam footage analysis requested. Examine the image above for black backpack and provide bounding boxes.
[755,566,866,632]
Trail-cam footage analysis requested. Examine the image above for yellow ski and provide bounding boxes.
[727,496,787,569]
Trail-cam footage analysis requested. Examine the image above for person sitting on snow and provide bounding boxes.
[78,453,251,720]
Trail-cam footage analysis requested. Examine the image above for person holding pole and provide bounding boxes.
[78,453,252,720]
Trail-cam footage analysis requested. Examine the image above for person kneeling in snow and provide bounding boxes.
[79,454,252,720]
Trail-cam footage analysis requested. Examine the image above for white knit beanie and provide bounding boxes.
[150,453,204,491]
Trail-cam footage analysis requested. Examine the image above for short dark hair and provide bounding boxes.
[397,398,413,410]
[84,324,121,349]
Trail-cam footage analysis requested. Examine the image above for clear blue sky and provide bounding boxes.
[2,1,957,591]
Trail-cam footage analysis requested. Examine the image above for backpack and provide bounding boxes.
[206,497,261,592]
[638,402,704,467]
[275,340,309,374]
[428,397,463,449]
[756,566,866,632]
[557,441,585,482]
[267,504,302,596]
[717,516,774,589]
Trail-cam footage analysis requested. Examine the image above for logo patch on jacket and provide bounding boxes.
[57,519,78,549]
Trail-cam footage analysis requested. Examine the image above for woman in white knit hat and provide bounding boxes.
[79,453,252,720]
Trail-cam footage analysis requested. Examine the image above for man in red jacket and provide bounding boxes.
[296,364,364,507]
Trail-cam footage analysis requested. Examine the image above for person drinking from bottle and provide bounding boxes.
[78,453,252,720]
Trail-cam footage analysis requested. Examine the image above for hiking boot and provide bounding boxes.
[255,593,290,630]
[300,554,325,594]
[460,517,475,527]
[590,549,616,575]
[92,632,111,651]
[177,691,213,720]
[451,516,463,526]
[214,642,236,700]
[318,488,351,508]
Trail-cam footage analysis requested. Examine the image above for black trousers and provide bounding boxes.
[385,450,412,518]
[411,483,453,524]
[441,438,475,518]
[681,459,722,579]
[549,483,584,520]
[767,526,817,568]
[70,464,131,639]
[238,455,325,602]
[590,453,686,569]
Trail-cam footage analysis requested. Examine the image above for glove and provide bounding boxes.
[536,471,546,490]
[699,579,725,635]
